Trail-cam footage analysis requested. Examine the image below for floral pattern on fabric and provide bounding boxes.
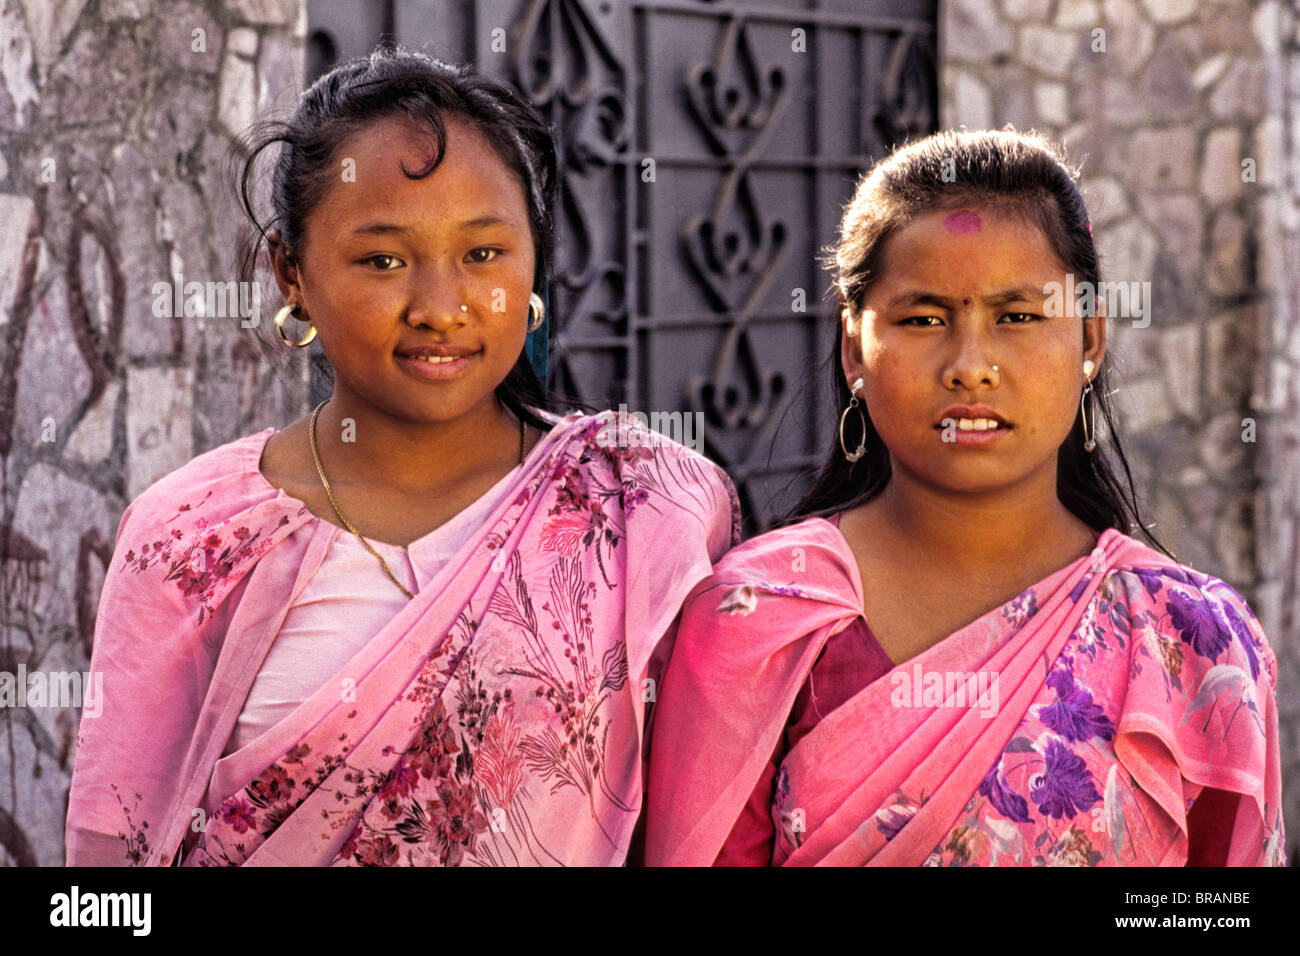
[121,490,302,625]
[172,413,737,867]
[923,567,1284,866]
[646,522,1284,868]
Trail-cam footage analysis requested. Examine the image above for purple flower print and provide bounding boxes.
[1132,569,1261,676]
[1002,589,1038,628]
[1132,566,1198,599]
[1131,567,1164,599]
[875,803,917,840]
[1068,576,1089,603]
[1039,661,1115,742]
[1205,585,1261,681]
[762,583,810,599]
[1168,588,1231,661]
[1030,736,1101,820]
[218,799,257,834]
[624,486,650,518]
[978,761,1032,823]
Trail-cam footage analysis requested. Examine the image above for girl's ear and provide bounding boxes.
[1083,304,1107,373]
[267,229,302,306]
[840,305,863,383]
[842,305,859,339]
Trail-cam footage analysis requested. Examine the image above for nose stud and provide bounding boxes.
[459,304,469,313]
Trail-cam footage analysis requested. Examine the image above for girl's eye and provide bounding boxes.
[900,315,943,327]
[466,247,502,264]
[362,254,403,270]
[1000,312,1040,324]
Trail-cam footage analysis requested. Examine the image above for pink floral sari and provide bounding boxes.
[645,518,1285,866]
[66,410,739,866]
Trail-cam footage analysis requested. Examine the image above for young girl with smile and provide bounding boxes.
[66,49,738,867]
[646,130,1284,867]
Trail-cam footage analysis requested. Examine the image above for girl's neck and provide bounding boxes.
[313,388,522,498]
[863,463,1096,574]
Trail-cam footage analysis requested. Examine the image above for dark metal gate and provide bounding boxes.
[307,0,937,532]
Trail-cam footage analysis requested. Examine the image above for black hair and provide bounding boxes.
[787,128,1171,557]
[233,45,559,432]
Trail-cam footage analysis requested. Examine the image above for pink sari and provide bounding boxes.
[66,410,739,866]
[645,518,1285,866]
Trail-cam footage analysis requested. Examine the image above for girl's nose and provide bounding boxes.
[404,265,469,330]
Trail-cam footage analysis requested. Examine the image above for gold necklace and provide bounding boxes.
[309,399,529,600]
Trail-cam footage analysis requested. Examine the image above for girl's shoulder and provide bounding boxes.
[129,427,275,508]
[716,514,847,570]
[693,514,860,607]
[1103,534,1277,688]
[117,426,284,539]
[1105,531,1258,615]
[558,407,736,486]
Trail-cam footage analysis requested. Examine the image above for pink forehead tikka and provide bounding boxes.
[943,209,982,234]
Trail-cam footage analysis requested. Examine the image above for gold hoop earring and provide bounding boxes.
[839,377,867,463]
[274,304,316,347]
[1080,380,1097,452]
[527,292,545,332]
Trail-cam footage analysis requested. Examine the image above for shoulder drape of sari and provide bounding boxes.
[645,519,1285,867]
[66,410,740,866]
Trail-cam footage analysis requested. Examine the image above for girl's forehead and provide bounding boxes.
[337,114,498,171]
[907,205,1037,236]
[313,117,528,222]
[863,213,1065,298]
[883,209,1056,262]
[942,209,983,234]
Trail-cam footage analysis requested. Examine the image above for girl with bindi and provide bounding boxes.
[647,129,1284,867]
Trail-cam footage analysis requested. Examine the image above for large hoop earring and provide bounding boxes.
[274,304,316,347]
[1080,380,1097,452]
[527,292,545,332]
[839,377,867,463]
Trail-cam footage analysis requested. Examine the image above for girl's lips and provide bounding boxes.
[934,419,1012,446]
[395,350,480,380]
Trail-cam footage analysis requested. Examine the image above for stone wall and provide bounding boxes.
[942,0,1300,855]
[0,0,306,865]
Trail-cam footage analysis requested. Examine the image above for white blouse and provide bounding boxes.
[222,464,521,757]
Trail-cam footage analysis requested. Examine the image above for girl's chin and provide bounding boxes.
[334,386,475,423]
[893,459,1039,496]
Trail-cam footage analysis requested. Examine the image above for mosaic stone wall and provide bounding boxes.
[0,0,307,865]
